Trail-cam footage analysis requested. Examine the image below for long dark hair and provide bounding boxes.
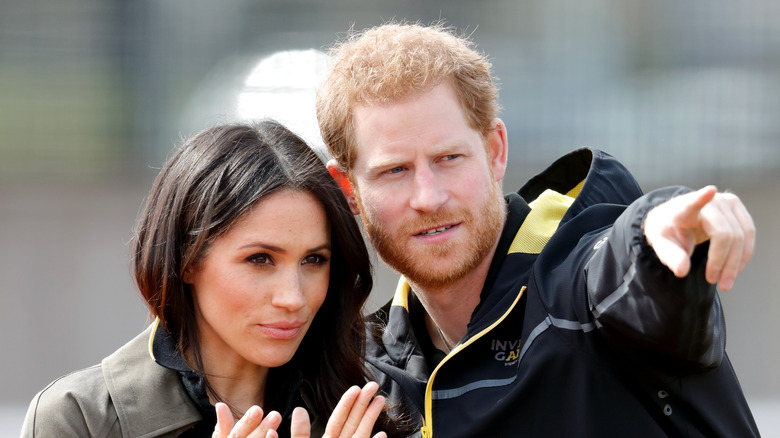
[131,120,387,430]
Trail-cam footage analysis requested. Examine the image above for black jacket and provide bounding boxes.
[367,149,759,437]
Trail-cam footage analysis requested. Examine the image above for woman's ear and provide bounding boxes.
[327,159,360,215]
[181,266,194,285]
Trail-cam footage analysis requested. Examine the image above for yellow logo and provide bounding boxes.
[491,338,522,366]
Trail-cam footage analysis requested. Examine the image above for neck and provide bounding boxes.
[412,236,500,352]
[194,347,269,419]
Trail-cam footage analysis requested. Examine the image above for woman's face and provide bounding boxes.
[186,189,331,369]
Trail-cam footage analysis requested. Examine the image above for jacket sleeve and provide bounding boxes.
[584,186,726,371]
[20,365,122,438]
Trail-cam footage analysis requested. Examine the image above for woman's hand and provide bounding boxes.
[214,381,387,438]
[318,381,388,438]
[213,402,283,438]
[290,382,388,438]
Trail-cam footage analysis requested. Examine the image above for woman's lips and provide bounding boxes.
[257,321,304,340]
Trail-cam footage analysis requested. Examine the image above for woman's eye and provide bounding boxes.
[302,254,328,265]
[247,253,272,265]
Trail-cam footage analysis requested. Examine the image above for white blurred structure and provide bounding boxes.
[237,49,331,160]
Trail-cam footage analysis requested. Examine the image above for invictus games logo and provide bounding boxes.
[491,338,522,366]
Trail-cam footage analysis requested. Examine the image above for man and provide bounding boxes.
[316,22,759,437]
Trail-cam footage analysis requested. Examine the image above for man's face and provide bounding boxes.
[350,82,508,289]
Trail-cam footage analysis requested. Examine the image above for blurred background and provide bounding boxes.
[1,0,778,435]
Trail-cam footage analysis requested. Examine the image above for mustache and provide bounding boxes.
[399,209,472,236]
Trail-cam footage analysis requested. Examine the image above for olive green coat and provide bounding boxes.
[21,324,201,437]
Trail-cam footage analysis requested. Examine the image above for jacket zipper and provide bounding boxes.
[420,286,526,437]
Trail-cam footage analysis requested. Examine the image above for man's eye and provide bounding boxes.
[387,166,404,174]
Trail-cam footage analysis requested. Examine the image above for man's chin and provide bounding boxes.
[382,249,477,289]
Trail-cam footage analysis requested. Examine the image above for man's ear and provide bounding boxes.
[487,118,509,182]
[327,159,360,215]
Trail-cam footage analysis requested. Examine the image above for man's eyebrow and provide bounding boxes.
[365,156,405,170]
[364,142,470,171]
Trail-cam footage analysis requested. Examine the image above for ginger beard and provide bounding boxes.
[356,180,506,289]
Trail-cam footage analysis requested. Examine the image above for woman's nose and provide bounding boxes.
[270,269,306,311]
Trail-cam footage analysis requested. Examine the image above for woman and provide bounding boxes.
[21,121,394,437]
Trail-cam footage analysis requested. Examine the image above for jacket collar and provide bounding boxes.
[101,321,201,437]
[518,148,643,223]
[150,319,214,422]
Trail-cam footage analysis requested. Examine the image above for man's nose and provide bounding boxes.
[409,166,447,212]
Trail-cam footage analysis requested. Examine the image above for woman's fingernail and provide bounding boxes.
[267,411,282,424]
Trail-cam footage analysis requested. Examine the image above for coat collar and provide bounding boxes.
[518,148,643,222]
[101,321,201,437]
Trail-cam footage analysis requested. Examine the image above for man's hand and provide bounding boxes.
[643,185,755,291]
